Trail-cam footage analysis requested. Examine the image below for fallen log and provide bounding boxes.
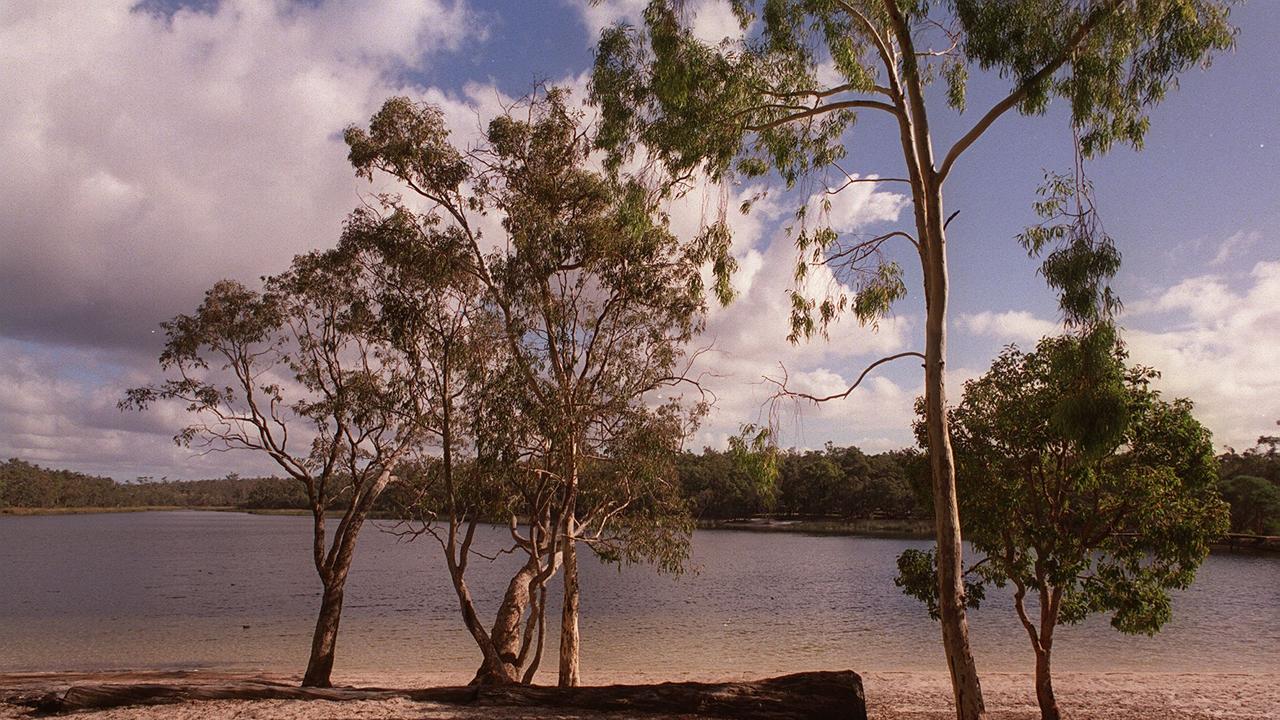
[7,671,864,719]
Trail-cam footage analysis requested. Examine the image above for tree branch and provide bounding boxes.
[764,351,925,404]
[936,0,1121,182]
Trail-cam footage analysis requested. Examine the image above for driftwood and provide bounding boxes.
[3,670,864,719]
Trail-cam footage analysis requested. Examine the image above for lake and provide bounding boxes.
[1,511,1276,684]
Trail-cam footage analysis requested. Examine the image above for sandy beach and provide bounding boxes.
[3,670,1276,719]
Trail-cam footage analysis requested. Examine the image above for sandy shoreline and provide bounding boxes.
[3,670,1277,719]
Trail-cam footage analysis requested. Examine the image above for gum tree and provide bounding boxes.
[123,242,439,687]
[589,2,1235,715]
[897,332,1229,720]
[344,90,711,686]
[334,205,565,685]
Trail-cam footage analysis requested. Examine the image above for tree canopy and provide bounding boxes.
[896,332,1228,719]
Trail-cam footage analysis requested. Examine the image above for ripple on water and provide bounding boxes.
[0,511,1276,677]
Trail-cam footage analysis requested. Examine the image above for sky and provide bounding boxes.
[0,0,1275,480]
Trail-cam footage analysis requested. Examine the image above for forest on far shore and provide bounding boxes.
[4,438,1277,536]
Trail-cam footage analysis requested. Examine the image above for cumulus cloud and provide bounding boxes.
[1124,260,1280,451]
[573,0,746,45]
[959,310,1062,346]
[0,339,280,478]
[959,259,1280,451]
[0,0,483,476]
[0,0,476,350]
[674,179,923,452]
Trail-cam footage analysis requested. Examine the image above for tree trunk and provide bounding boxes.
[558,528,581,687]
[472,560,539,685]
[880,6,985,706]
[302,582,344,688]
[492,561,538,662]
[557,438,582,688]
[522,581,549,684]
[1034,647,1060,720]
[921,192,986,720]
[445,525,518,686]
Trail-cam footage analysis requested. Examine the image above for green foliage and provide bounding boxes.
[727,423,780,509]
[343,89,714,574]
[1018,170,1122,329]
[0,459,306,510]
[956,0,1236,156]
[677,441,924,520]
[1218,475,1280,535]
[898,332,1229,635]
[590,0,1236,337]
[895,547,988,620]
[1216,428,1280,535]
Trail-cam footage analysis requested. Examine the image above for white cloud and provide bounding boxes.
[959,310,1062,345]
[0,0,483,477]
[960,260,1280,451]
[573,0,746,45]
[1209,230,1261,267]
[574,0,647,36]
[0,340,279,479]
[676,179,922,452]
[687,0,747,45]
[1123,259,1280,450]
[0,0,477,349]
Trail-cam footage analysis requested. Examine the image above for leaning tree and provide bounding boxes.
[344,89,713,686]
[897,331,1229,720]
[123,241,440,687]
[588,2,1235,715]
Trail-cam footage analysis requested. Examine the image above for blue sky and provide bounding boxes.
[0,0,1275,479]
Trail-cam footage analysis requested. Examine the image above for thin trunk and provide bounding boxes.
[452,565,517,684]
[446,520,517,685]
[1034,584,1062,720]
[558,520,581,687]
[301,483,382,689]
[1013,580,1061,720]
[558,437,582,688]
[1033,647,1060,720]
[301,581,344,687]
[522,581,550,684]
[492,561,539,662]
[879,5,986,712]
[922,195,985,720]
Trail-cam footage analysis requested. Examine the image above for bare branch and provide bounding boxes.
[764,351,925,404]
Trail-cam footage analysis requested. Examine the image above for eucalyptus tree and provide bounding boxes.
[347,204,569,686]
[588,2,1235,714]
[344,89,711,686]
[123,239,439,687]
[896,332,1229,720]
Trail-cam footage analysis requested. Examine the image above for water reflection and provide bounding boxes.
[1,512,1276,682]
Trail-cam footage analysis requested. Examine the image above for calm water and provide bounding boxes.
[1,511,1276,683]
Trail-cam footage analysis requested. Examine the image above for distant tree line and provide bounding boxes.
[6,434,1276,534]
[1217,425,1280,535]
[677,444,925,520]
[0,460,302,510]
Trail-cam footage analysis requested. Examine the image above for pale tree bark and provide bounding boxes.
[558,507,582,687]
[879,2,986,715]
[487,560,540,673]
[922,232,984,720]
[555,432,583,688]
[445,519,522,685]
